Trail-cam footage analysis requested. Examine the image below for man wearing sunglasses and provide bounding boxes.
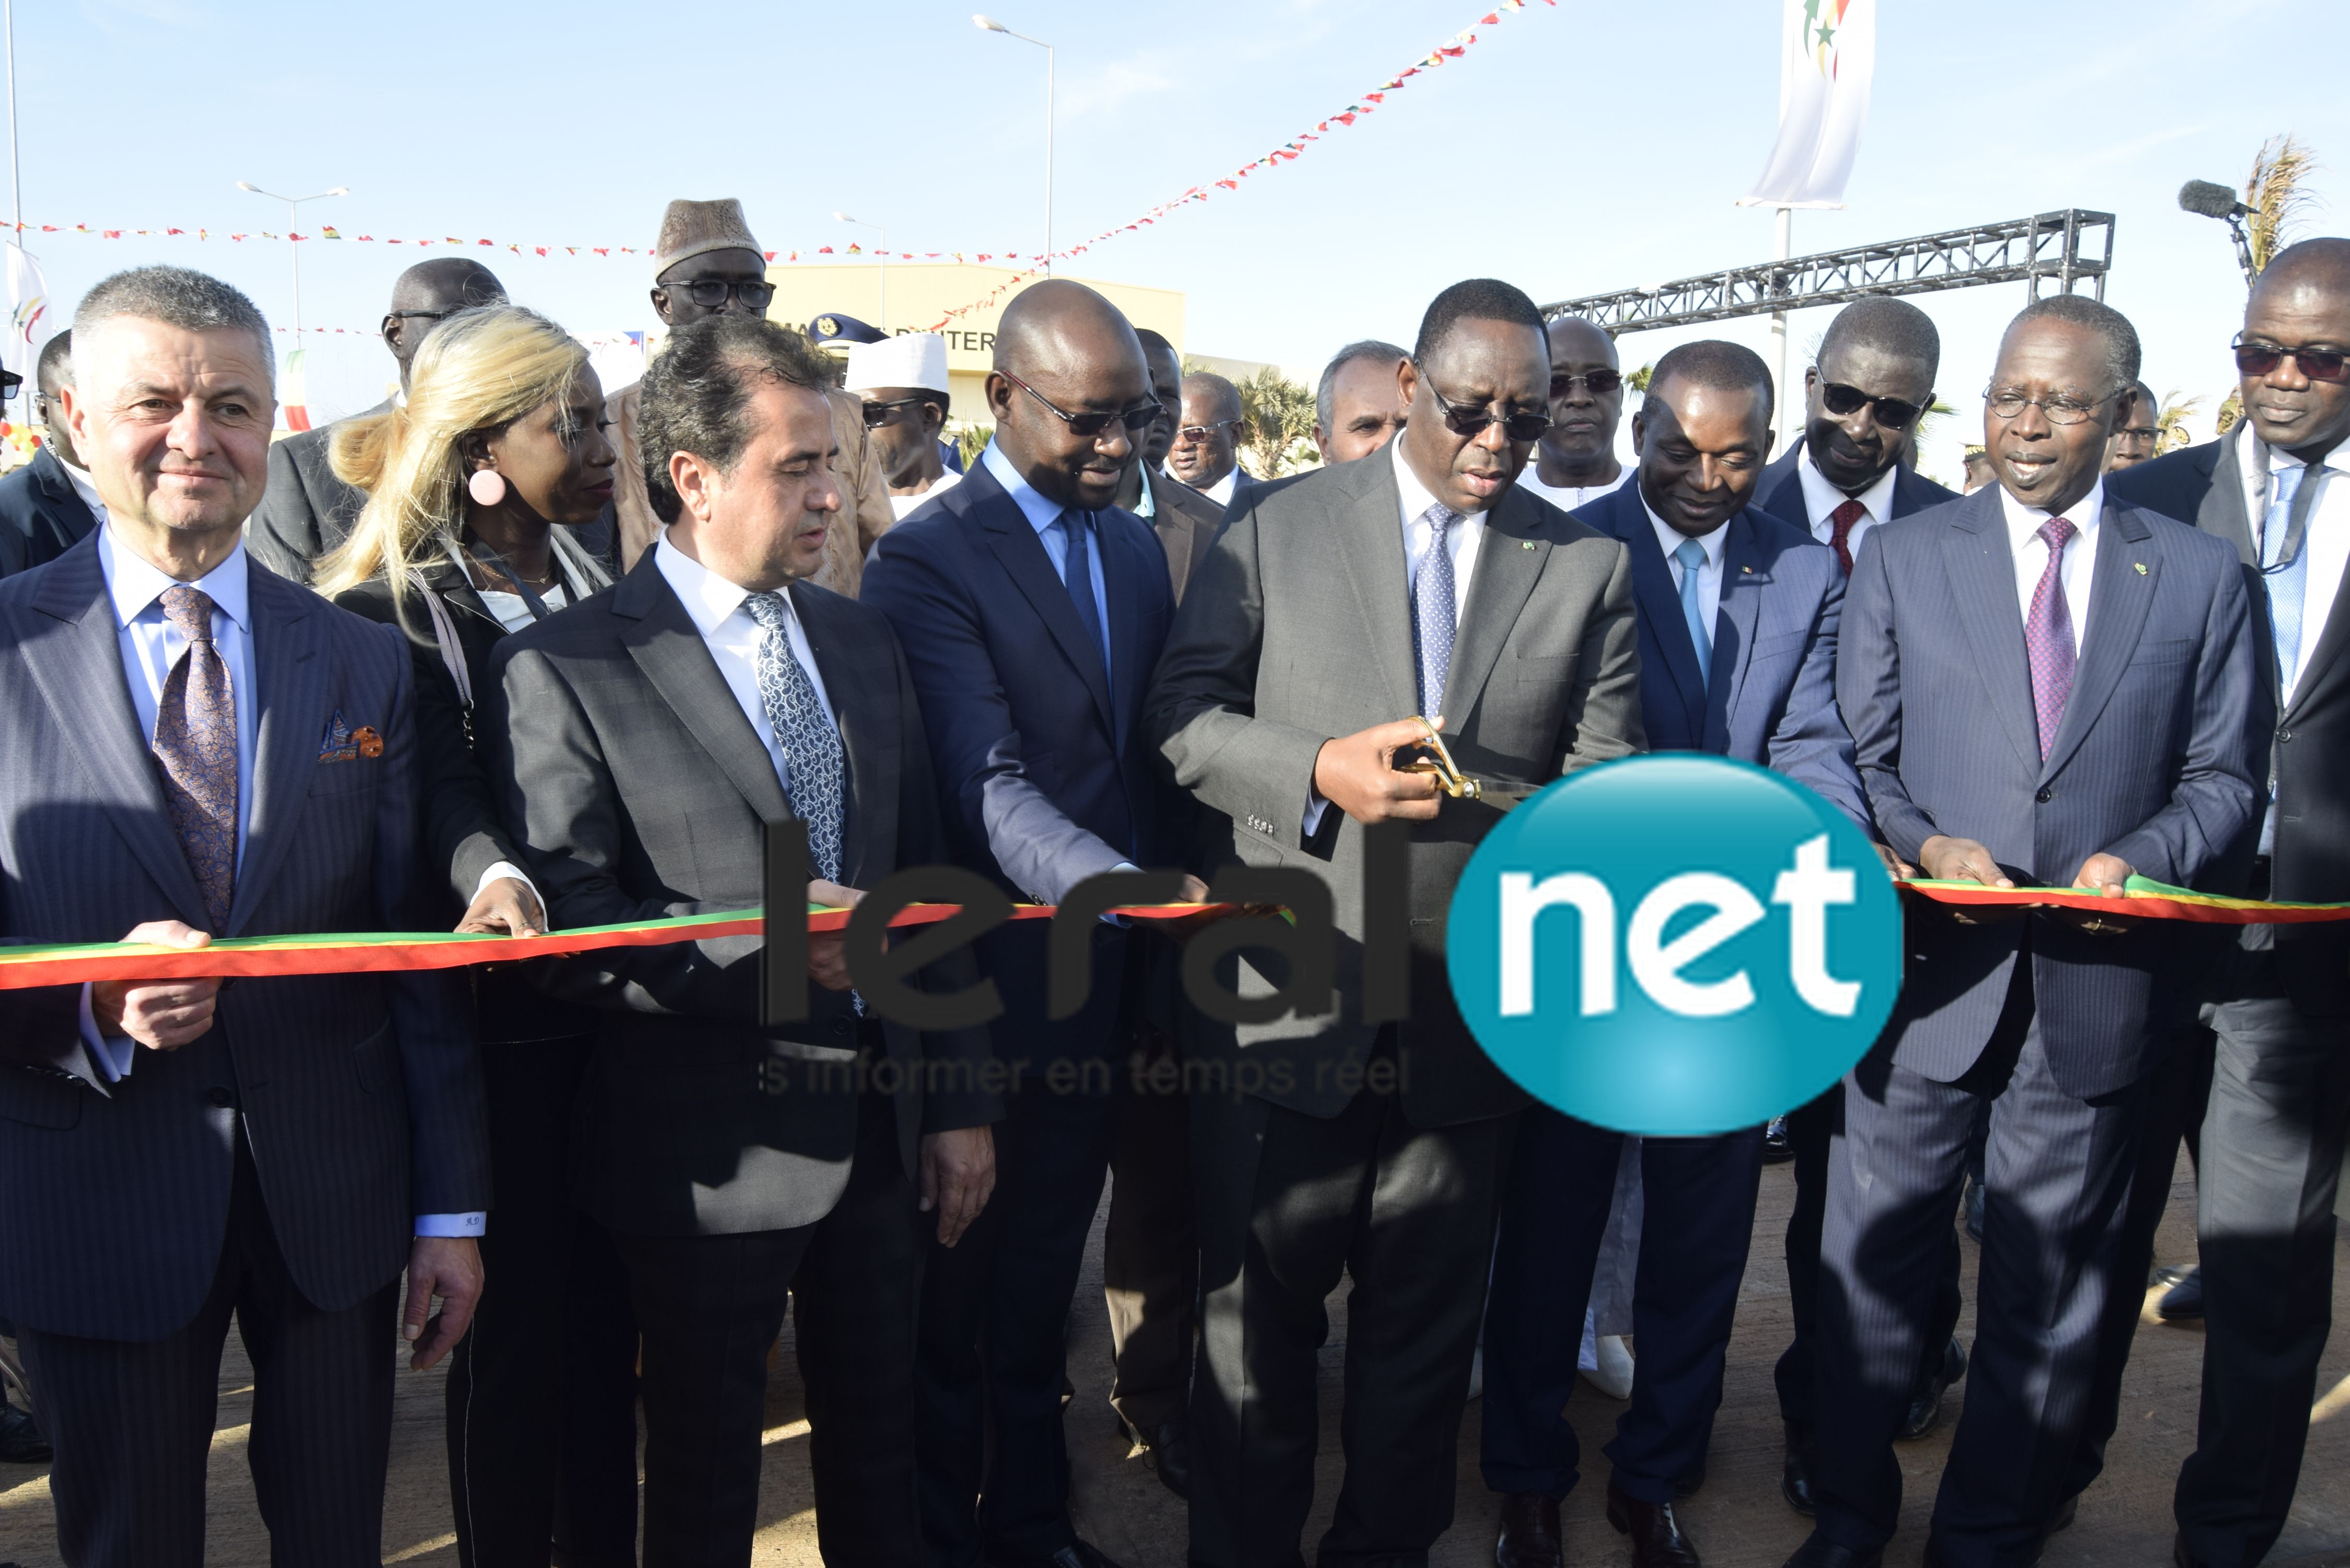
[246,257,505,583]
[602,199,896,592]
[1518,315,1633,514]
[844,330,962,520]
[1150,278,1643,1568]
[2103,237,2350,1568]
[865,278,1204,1568]
[1169,370,1246,506]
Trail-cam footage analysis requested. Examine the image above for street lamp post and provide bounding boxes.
[233,180,349,337]
[833,212,886,331]
[973,15,1052,274]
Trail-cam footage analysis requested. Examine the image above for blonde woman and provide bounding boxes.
[317,303,640,1564]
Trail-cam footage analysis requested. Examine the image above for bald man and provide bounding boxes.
[2104,238,2350,1568]
[1518,315,1633,513]
[1169,370,1245,505]
[247,258,507,582]
[865,279,1204,1568]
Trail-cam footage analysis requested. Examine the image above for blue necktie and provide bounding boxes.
[1674,537,1712,689]
[1058,509,1110,677]
[2264,462,2324,697]
[1414,502,1459,716]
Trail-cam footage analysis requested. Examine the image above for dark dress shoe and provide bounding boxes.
[2157,1265,2204,1320]
[1121,1414,1191,1501]
[1781,1535,1883,1568]
[1782,1420,1817,1515]
[1672,1467,1705,1499]
[985,1542,1126,1568]
[0,1404,48,1463]
[1494,1491,1563,1568]
[1764,1115,1795,1163]
[1607,1475,1701,1567]
[1899,1336,1968,1441]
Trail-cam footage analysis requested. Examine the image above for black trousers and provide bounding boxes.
[612,1090,923,1568]
[20,1129,396,1568]
[1482,1109,1763,1503]
[1105,1026,1197,1433]
[1189,1081,1515,1568]
[445,1036,639,1568]
[2175,942,2350,1568]
[1813,966,2148,1568]
[1776,1081,1965,1429]
[919,1063,1122,1564]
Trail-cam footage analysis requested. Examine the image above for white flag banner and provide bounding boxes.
[1739,0,1876,209]
[5,243,51,404]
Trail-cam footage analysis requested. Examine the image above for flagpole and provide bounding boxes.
[4,0,20,418]
[1771,204,1792,450]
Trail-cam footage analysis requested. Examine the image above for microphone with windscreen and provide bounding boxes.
[2179,179,2252,221]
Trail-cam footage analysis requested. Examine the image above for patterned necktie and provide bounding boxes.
[2024,516,2078,762]
[744,592,845,884]
[152,585,237,930]
[1413,502,1459,716]
[1827,497,1865,577]
[2262,461,2324,698]
[1674,537,1713,689]
[1057,509,1110,674]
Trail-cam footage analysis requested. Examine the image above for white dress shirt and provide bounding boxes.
[2239,421,2350,702]
[1515,465,1630,515]
[1645,499,1729,641]
[655,537,835,792]
[476,583,569,637]
[981,440,1114,681]
[1997,478,2104,657]
[889,466,962,521]
[57,454,111,530]
[1203,468,1239,509]
[1795,444,1900,557]
[82,528,479,1237]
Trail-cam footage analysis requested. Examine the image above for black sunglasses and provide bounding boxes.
[861,396,936,429]
[1002,371,1161,437]
[1820,381,1927,430]
[1420,376,1551,443]
[1549,368,1623,398]
[662,278,777,311]
[2234,337,2350,384]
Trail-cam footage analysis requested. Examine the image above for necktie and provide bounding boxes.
[152,585,237,930]
[1827,498,1865,577]
[1057,509,1110,675]
[1413,502,1459,715]
[2024,517,2078,762]
[2261,461,2325,698]
[744,592,845,884]
[1674,537,1713,688]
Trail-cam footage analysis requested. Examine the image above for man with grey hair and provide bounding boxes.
[0,263,490,1565]
[1313,339,1410,465]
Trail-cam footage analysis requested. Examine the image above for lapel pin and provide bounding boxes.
[1521,540,1536,550]
[2134,562,2148,575]
[1742,564,1754,574]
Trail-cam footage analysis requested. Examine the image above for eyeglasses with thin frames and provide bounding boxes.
[1982,387,2118,426]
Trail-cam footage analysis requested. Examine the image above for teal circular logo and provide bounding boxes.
[1446,755,1902,1135]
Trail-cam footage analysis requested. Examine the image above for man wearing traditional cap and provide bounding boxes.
[844,331,963,518]
[604,199,897,593]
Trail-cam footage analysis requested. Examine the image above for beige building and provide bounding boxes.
[765,262,1185,425]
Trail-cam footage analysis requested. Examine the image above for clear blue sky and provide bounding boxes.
[15,0,2347,484]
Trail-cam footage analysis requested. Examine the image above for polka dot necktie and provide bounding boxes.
[1827,498,1865,576]
[745,592,844,884]
[2024,517,2078,762]
[1414,502,1459,716]
[152,585,238,931]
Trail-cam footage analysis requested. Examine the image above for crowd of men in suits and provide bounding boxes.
[0,194,2342,1568]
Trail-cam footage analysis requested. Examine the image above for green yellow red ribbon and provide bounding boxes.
[1902,874,2350,925]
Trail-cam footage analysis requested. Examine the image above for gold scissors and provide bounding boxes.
[1398,716,1543,810]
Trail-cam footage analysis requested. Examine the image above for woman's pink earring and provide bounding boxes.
[468,467,507,506]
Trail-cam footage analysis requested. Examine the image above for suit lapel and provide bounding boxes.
[1103,521,1154,755]
[2043,505,2158,779]
[1445,486,1548,726]
[1942,489,2044,774]
[970,466,1116,736]
[222,570,331,935]
[617,565,792,824]
[1710,511,1767,747]
[1331,455,1422,716]
[20,542,211,928]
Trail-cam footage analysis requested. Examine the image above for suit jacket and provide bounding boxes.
[1578,483,1868,827]
[482,556,996,1237]
[1148,451,1646,1126]
[863,458,1182,1062]
[1148,467,1224,604]
[0,537,489,1341]
[2109,436,2350,998]
[0,445,99,575]
[1756,446,1960,534]
[607,378,895,595]
[246,403,386,584]
[1838,486,2260,1097]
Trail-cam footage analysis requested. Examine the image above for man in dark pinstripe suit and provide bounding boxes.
[1785,296,2259,1568]
[0,268,489,1567]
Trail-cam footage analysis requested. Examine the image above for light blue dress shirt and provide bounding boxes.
[982,440,1113,683]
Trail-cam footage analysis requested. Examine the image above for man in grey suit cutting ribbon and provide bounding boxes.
[0,266,490,1567]
[1149,278,1645,1568]
[1790,295,2259,1568]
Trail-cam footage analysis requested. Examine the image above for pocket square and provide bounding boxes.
[318,710,362,764]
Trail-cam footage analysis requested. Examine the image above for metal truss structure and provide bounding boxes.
[1541,210,2115,333]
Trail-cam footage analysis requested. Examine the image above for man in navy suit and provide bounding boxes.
[0,333,103,577]
[863,279,1202,1568]
[1789,296,2259,1568]
[1482,340,1869,1568]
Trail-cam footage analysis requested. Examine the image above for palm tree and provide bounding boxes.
[2155,391,2205,456]
[2216,390,2244,436]
[2247,133,2321,276]
[1626,363,1655,395]
[1234,364,1319,478]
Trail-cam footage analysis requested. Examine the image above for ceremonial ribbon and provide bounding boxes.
[1901,875,2350,925]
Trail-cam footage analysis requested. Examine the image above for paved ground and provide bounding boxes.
[1,1148,2346,1566]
